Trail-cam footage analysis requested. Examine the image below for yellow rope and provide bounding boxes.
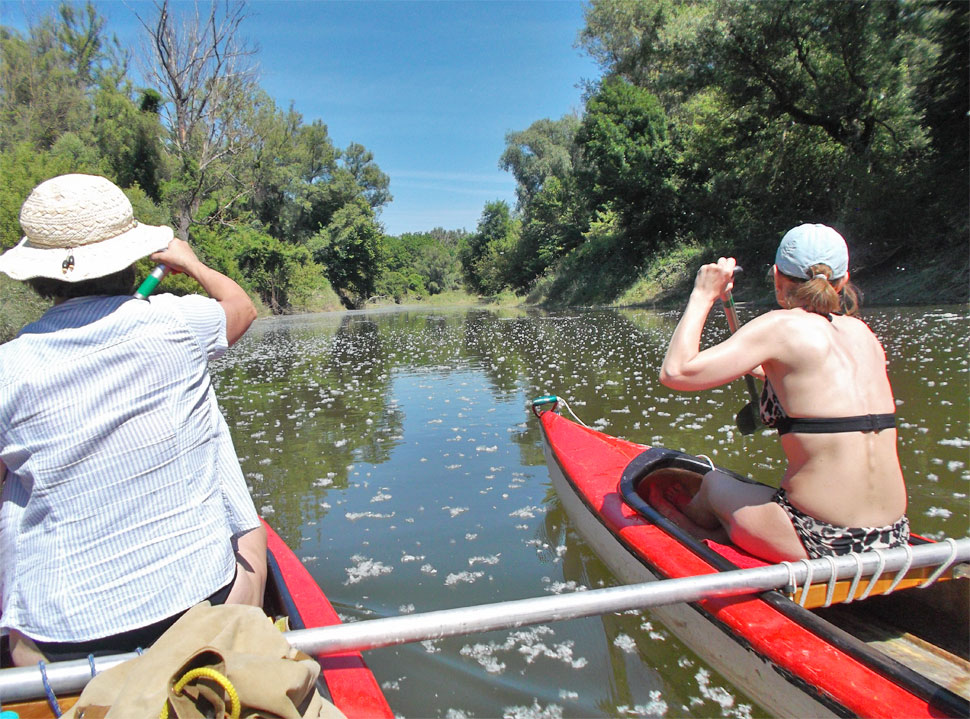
[159,666,241,719]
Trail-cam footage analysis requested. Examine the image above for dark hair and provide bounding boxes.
[780,262,860,317]
[27,266,136,300]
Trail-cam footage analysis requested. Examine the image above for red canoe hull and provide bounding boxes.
[539,409,956,719]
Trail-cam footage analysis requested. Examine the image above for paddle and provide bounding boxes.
[133,264,171,299]
[4,539,965,702]
[721,278,761,435]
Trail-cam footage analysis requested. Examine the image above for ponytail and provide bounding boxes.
[782,263,860,317]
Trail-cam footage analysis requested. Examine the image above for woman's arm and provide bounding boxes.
[149,239,257,346]
[660,257,775,390]
[226,525,267,607]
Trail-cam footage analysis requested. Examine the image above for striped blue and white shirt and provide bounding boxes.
[0,293,260,642]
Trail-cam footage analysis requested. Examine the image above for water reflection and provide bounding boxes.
[211,304,968,718]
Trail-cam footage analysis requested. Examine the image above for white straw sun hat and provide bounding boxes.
[0,174,173,282]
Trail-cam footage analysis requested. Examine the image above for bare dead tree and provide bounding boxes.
[134,0,259,239]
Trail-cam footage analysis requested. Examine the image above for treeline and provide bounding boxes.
[0,1,467,326]
[2,1,967,331]
[464,0,969,305]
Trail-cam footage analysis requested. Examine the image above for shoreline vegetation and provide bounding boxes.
[1,1,967,342]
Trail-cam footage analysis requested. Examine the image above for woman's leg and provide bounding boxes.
[684,470,809,562]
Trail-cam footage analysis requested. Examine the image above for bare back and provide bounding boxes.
[762,309,906,527]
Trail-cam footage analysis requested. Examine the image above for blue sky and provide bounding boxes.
[1,1,602,236]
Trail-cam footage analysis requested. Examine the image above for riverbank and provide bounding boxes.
[524,241,970,311]
[2,250,965,345]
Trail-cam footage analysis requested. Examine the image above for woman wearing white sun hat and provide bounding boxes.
[660,223,909,562]
[0,174,264,665]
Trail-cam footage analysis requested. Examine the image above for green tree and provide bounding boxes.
[462,201,519,295]
[576,77,677,259]
[93,87,167,201]
[414,242,462,295]
[310,198,385,306]
[501,115,583,208]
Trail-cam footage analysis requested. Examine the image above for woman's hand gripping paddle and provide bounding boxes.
[721,273,762,435]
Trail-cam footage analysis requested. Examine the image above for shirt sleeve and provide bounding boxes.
[149,294,228,361]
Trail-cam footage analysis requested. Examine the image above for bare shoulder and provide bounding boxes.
[833,314,886,348]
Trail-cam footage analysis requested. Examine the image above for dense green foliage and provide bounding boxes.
[0,1,466,338]
[2,0,966,336]
[470,0,968,304]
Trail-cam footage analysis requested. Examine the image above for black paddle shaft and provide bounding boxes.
[721,288,762,434]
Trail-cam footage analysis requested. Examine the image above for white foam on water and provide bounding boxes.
[468,554,501,566]
[543,580,586,594]
[344,555,393,585]
[345,511,395,520]
[445,570,485,586]
[421,639,441,653]
[693,668,752,718]
[613,633,638,653]
[617,690,669,716]
[501,699,563,719]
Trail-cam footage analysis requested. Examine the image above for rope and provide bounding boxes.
[39,660,62,717]
[160,667,241,719]
[919,537,959,588]
[858,549,887,601]
[796,559,814,607]
[88,653,98,678]
[842,552,866,604]
[780,560,797,598]
[884,543,914,596]
[557,397,588,427]
[696,454,716,472]
[821,556,839,607]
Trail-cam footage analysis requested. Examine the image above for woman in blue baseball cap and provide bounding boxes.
[658,224,909,562]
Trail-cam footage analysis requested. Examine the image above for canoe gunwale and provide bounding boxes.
[616,444,970,719]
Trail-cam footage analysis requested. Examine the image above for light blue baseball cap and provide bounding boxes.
[774,223,848,280]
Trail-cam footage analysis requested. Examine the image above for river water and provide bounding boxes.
[212,304,968,719]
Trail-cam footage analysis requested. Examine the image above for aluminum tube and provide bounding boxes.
[2,539,965,703]
[0,652,136,704]
[289,539,967,655]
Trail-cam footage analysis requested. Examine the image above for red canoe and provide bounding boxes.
[537,404,969,719]
[1,520,393,718]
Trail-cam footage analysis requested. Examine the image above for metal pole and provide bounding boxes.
[1,539,965,703]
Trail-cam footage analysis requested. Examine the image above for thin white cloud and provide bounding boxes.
[389,170,512,186]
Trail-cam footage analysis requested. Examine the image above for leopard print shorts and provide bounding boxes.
[772,488,910,558]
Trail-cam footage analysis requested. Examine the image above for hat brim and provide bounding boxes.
[0,222,173,282]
